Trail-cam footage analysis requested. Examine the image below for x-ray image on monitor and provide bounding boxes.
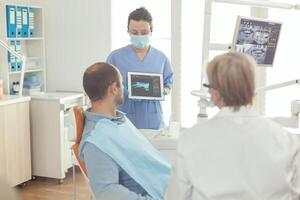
[128,72,164,100]
[232,16,281,66]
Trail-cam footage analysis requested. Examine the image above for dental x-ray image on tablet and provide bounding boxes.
[232,16,281,67]
[128,72,164,100]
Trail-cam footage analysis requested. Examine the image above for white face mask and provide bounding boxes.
[130,34,151,49]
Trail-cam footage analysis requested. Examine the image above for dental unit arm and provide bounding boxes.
[191,88,214,124]
[191,79,300,126]
[257,79,300,128]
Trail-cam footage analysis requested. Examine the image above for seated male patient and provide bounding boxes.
[79,62,171,200]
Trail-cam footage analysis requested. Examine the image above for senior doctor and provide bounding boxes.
[168,52,300,200]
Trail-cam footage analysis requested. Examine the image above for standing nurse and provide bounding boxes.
[107,7,173,129]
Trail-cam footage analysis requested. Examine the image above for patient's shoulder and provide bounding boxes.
[82,142,117,164]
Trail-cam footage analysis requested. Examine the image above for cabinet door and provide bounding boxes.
[0,106,7,181]
[0,102,31,186]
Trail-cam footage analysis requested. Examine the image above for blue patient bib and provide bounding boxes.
[85,117,171,199]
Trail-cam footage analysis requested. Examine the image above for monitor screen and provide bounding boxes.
[128,72,164,100]
[232,16,282,66]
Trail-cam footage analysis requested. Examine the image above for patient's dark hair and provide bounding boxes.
[83,62,120,102]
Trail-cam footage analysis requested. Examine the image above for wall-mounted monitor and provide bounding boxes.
[128,72,164,100]
[232,16,282,67]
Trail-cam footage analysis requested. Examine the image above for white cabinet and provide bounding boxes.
[0,3,46,95]
[0,96,31,186]
[30,92,84,180]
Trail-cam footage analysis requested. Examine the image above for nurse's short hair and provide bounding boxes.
[206,52,256,110]
[83,62,121,102]
[128,7,153,32]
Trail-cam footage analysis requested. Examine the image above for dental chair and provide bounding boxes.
[69,106,95,200]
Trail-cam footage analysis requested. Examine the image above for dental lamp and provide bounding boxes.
[0,39,26,97]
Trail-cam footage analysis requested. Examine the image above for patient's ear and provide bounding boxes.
[109,82,119,95]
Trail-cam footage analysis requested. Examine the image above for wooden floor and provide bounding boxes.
[17,167,91,200]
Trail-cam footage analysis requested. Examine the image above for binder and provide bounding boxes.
[28,7,35,37]
[16,41,22,71]
[8,41,16,72]
[6,5,16,38]
[16,7,22,37]
[21,7,29,37]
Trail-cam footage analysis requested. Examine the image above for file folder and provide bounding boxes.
[28,7,35,37]
[6,5,16,38]
[21,7,29,37]
[16,7,22,37]
[16,41,22,71]
[8,41,16,72]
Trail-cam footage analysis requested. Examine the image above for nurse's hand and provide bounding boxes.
[163,87,171,95]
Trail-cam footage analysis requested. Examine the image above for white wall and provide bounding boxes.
[41,0,111,92]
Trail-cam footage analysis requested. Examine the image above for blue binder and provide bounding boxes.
[28,7,35,37]
[6,5,16,38]
[21,7,29,37]
[8,41,16,72]
[15,41,22,71]
[16,7,22,37]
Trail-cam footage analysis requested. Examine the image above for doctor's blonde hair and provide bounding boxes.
[206,52,256,110]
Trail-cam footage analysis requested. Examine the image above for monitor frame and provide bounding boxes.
[127,72,164,101]
[232,16,282,67]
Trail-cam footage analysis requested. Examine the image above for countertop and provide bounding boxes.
[30,92,84,104]
[0,95,31,106]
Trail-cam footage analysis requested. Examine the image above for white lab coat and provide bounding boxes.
[168,106,300,200]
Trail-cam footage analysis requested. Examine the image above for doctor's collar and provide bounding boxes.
[216,106,258,117]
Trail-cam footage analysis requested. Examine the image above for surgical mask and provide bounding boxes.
[130,35,150,49]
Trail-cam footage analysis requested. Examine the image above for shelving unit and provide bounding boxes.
[0,3,46,95]
[6,37,44,41]
[9,68,44,74]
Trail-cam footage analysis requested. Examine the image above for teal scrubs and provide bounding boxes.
[107,45,173,129]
